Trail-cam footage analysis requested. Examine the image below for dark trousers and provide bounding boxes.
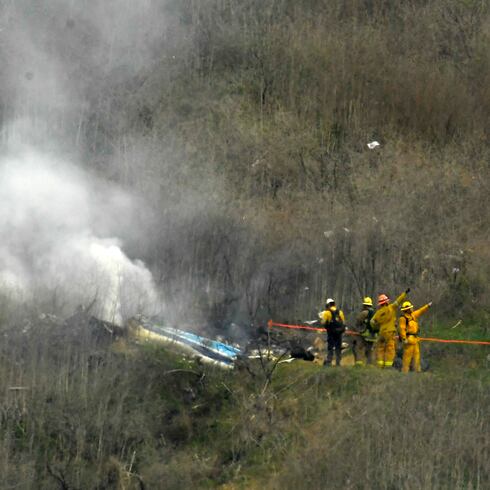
[326,331,343,366]
[352,337,375,365]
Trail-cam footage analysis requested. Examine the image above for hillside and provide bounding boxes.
[0,1,489,328]
[0,2,489,488]
[0,319,488,488]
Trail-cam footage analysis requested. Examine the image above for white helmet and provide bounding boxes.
[326,298,335,305]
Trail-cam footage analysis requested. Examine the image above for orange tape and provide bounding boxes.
[267,320,490,346]
[418,337,490,345]
[267,320,360,335]
[267,320,325,332]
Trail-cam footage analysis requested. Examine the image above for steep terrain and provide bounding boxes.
[0,1,489,328]
[0,2,489,488]
[0,318,488,488]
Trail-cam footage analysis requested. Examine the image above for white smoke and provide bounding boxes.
[0,2,169,323]
[0,150,160,323]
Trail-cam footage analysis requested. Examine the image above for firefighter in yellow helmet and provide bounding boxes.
[370,288,409,368]
[353,297,376,366]
[399,300,432,372]
[319,298,346,366]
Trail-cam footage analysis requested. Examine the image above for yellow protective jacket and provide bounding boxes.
[399,304,430,341]
[370,291,407,335]
[319,307,346,326]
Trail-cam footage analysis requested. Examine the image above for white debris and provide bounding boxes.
[323,230,334,238]
[367,141,380,149]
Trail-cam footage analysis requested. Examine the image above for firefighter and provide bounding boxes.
[399,300,432,373]
[370,289,410,368]
[319,298,346,366]
[353,297,376,366]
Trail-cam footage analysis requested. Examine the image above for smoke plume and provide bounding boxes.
[0,150,161,323]
[0,2,171,322]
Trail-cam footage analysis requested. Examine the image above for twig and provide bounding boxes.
[128,450,136,473]
[46,464,71,490]
[221,382,233,395]
[451,320,462,329]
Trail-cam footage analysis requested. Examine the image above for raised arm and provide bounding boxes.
[413,302,432,319]
[394,288,410,307]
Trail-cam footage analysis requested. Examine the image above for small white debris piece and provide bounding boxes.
[367,141,380,149]
[452,267,460,274]
[324,230,333,238]
[304,286,309,291]
[343,227,350,233]
[318,257,324,264]
[278,357,295,364]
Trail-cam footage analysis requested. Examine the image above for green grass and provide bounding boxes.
[426,318,490,341]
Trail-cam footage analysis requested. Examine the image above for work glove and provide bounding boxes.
[405,288,411,294]
[428,301,433,307]
[402,339,408,345]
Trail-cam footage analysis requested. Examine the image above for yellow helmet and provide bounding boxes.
[401,301,413,311]
[363,296,373,306]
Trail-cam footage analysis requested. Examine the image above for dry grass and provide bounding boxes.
[0,317,487,489]
[0,318,229,488]
[271,372,490,490]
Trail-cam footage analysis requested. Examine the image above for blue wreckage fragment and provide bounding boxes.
[129,317,241,368]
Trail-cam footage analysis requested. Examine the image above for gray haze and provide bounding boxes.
[0,0,168,145]
[0,1,171,322]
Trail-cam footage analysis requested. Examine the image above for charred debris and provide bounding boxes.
[4,310,329,368]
